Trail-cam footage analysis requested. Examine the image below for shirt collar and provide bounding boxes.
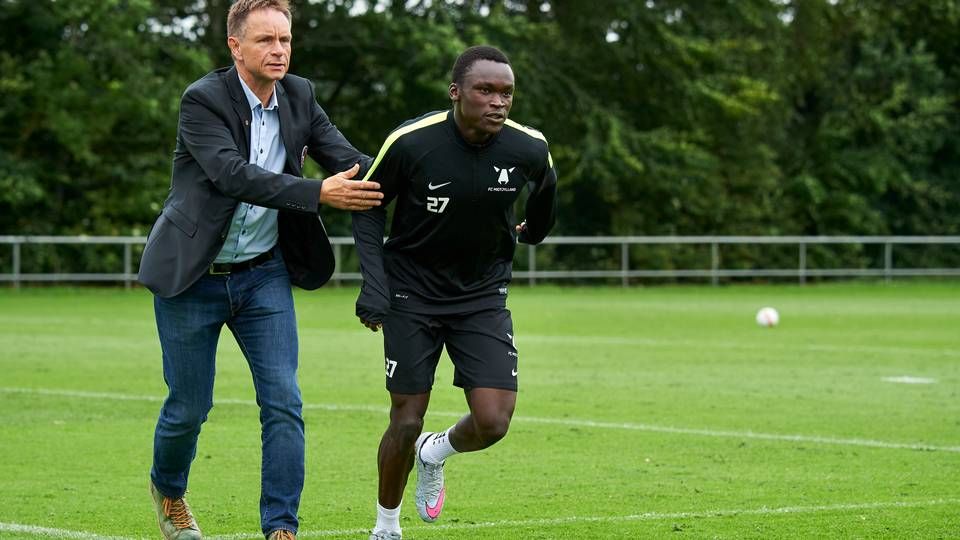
[237,72,278,111]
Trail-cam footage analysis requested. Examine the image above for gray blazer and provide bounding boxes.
[139,66,369,298]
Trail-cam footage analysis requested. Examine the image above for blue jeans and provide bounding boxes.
[150,251,303,535]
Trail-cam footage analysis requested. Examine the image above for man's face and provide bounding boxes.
[451,60,515,141]
[228,8,292,85]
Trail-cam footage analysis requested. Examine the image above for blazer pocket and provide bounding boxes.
[162,205,198,238]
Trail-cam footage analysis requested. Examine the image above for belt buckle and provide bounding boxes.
[209,264,231,275]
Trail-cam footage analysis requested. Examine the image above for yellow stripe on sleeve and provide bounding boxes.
[362,111,448,182]
[504,119,553,168]
[504,118,547,142]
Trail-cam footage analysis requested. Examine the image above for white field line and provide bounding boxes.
[882,376,937,384]
[257,498,960,538]
[3,498,957,540]
[0,522,133,539]
[2,387,959,453]
[5,324,957,358]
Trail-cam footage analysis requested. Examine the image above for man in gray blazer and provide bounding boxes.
[138,2,381,539]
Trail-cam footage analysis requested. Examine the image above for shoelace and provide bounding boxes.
[271,530,296,540]
[420,459,444,498]
[162,496,196,529]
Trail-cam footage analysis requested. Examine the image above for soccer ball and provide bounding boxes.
[755,307,779,327]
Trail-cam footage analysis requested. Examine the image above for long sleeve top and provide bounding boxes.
[352,109,558,318]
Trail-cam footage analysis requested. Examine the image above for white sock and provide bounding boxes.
[419,426,459,464]
[375,501,401,533]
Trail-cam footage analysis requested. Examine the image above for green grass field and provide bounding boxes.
[1,282,958,539]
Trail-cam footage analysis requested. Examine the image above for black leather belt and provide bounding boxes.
[209,250,274,275]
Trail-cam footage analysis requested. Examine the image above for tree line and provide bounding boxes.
[2,0,958,275]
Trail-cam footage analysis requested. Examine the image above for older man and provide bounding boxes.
[139,1,382,539]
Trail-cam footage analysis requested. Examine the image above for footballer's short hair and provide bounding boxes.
[227,0,292,39]
[452,45,511,86]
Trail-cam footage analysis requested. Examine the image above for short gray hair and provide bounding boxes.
[226,0,291,39]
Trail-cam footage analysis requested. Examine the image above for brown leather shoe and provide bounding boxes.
[267,530,296,540]
[149,481,202,539]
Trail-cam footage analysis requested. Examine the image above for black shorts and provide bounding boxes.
[382,307,518,394]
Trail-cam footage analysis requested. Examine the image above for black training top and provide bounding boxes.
[351,109,558,317]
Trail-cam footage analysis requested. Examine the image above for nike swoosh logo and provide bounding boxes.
[511,369,518,376]
[426,488,445,519]
[427,181,452,190]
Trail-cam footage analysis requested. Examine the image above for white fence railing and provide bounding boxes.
[2,235,960,289]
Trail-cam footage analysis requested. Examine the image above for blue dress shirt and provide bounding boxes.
[214,73,287,263]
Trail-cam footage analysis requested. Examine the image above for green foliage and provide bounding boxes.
[782,0,954,235]
[0,0,209,240]
[3,0,960,257]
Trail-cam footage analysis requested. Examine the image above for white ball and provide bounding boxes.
[756,307,779,327]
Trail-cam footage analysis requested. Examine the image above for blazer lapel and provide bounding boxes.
[276,81,303,176]
[225,66,252,159]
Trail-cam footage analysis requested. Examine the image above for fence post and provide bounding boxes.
[12,242,20,290]
[710,242,719,286]
[621,241,629,287]
[884,242,892,283]
[123,242,132,290]
[528,244,536,286]
[334,243,342,287]
[798,242,807,285]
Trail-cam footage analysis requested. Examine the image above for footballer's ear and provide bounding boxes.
[449,82,459,102]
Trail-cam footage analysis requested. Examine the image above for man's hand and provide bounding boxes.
[515,220,528,235]
[359,317,382,332]
[319,163,384,210]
